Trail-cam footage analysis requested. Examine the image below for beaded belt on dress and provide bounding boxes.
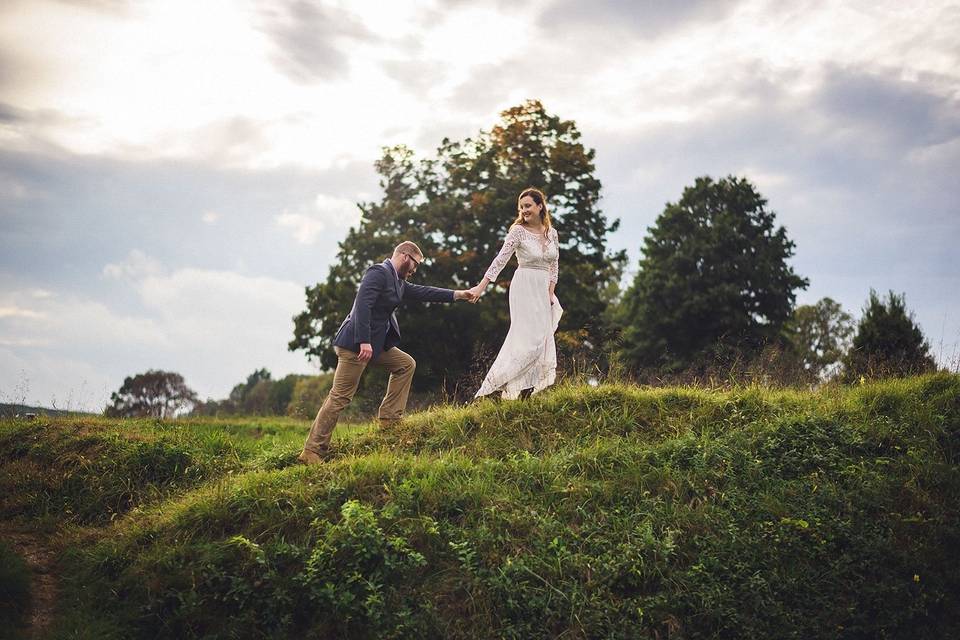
[517,264,549,271]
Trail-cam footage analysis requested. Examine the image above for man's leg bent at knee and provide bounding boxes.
[373,347,416,427]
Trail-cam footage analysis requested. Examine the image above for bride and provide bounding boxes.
[468,187,562,399]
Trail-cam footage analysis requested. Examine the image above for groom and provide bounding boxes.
[298,241,476,464]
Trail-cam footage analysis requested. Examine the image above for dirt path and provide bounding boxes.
[2,528,58,640]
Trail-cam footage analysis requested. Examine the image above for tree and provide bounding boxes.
[267,374,301,415]
[618,176,809,374]
[105,370,198,418]
[228,368,271,405]
[287,374,334,419]
[843,290,936,379]
[784,297,855,382]
[189,370,306,416]
[242,379,273,415]
[290,100,626,391]
[225,368,271,414]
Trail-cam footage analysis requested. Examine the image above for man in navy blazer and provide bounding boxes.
[299,240,476,464]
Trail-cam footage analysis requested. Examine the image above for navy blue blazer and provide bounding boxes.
[333,259,455,361]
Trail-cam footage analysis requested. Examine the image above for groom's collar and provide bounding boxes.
[384,258,399,281]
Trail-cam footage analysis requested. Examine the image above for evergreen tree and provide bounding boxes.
[290,100,626,391]
[843,290,936,379]
[618,176,808,374]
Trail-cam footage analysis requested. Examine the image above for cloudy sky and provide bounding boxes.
[1,0,958,411]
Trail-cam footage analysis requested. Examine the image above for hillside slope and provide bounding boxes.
[1,375,958,639]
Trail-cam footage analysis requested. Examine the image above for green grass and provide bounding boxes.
[0,541,31,639]
[2,375,959,638]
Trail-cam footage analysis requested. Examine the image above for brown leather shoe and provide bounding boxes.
[297,449,327,465]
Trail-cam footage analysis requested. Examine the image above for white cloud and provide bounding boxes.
[0,306,46,319]
[532,0,960,137]
[102,249,163,282]
[906,135,960,167]
[276,212,327,245]
[0,292,170,352]
[1,0,957,172]
[275,192,361,244]
[201,210,222,224]
[0,0,542,169]
[132,265,317,398]
[0,337,47,347]
[3,251,318,408]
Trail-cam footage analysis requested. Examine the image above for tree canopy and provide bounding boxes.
[290,100,626,391]
[105,370,198,418]
[784,297,855,382]
[618,176,808,374]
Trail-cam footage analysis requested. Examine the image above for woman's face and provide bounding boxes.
[518,196,541,224]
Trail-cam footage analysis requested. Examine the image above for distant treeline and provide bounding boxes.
[189,368,330,419]
[0,403,94,419]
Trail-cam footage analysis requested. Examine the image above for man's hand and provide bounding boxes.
[457,284,484,304]
[358,343,373,362]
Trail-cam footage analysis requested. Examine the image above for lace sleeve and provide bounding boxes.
[483,225,522,282]
[549,227,559,285]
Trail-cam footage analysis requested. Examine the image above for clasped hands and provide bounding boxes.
[457,285,556,306]
[454,289,480,303]
[460,284,485,304]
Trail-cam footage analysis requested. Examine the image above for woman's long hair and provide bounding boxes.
[511,187,552,237]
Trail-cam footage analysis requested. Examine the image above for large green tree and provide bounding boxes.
[843,290,936,379]
[784,297,855,382]
[290,100,626,391]
[618,176,808,374]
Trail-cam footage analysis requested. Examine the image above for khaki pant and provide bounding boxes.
[303,346,416,454]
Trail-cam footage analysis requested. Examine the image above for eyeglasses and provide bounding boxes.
[404,253,422,269]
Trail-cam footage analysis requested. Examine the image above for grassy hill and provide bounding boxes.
[1,375,958,639]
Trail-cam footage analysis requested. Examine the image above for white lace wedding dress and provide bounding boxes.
[475,224,563,399]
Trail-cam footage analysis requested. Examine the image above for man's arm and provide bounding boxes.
[402,282,458,303]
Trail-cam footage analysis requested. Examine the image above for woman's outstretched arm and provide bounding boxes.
[468,225,522,301]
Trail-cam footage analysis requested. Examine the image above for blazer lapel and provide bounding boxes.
[384,259,404,299]
[383,260,403,339]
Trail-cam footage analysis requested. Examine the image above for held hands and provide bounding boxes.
[465,284,485,304]
[454,289,479,303]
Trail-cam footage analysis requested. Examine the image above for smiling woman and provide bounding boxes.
[470,187,563,400]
